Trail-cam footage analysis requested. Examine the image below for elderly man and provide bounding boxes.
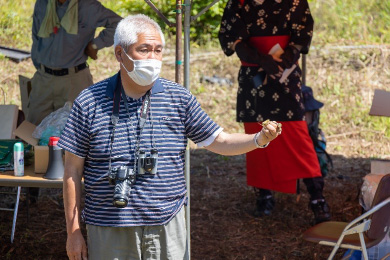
[59,14,281,260]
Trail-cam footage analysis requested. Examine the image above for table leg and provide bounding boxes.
[11,186,21,243]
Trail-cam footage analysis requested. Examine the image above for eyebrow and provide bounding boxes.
[137,43,163,49]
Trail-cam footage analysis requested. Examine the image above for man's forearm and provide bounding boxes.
[205,122,280,156]
[207,132,258,156]
[63,152,85,235]
[62,152,87,259]
[63,172,82,235]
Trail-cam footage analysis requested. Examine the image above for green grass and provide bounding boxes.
[310,0,390,45]
[0,0,35,49]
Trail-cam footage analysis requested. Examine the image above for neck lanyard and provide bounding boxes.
[120,86,151,131]
[108,85,152,171]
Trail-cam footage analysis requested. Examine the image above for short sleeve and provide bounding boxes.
[184,94,222,145]
[58,95,92,158]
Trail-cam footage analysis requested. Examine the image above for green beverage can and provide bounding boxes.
[13,142,24,177]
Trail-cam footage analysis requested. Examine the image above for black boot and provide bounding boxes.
[253,188,275,217]
[310,200,331,224]
[303,177,331,224]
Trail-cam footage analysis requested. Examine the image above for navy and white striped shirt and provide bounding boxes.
[58,72,222,226]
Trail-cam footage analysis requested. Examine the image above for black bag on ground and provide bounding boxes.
[302,85,333,177]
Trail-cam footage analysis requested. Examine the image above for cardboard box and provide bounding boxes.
[369,89,390,117]
[13,121,49,173]
[371,159,390,174]
[369,89,390,173]
[0,105,19,139]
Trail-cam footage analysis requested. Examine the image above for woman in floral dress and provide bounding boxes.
[218,0,330,224]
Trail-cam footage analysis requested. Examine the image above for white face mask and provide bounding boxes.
[121,48,162,86]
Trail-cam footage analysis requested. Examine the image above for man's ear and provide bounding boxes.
[114,45,123,62]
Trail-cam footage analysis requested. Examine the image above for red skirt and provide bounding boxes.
[244,121,321,193]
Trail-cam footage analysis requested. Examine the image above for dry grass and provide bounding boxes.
[183,45,390,160]
[1,43,390,156]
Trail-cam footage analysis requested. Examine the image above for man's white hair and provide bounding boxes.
[114,14,165,51]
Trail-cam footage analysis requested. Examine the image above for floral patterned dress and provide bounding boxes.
[219,0,321,193]
[218,0,314,123]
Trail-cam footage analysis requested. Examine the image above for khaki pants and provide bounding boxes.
[27,66,93,125]
[86,207,187,260]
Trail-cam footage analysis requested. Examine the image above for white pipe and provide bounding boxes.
[183,1,191,259]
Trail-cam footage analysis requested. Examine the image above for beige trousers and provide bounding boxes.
[27,66,93,125]
[86,207,187,260]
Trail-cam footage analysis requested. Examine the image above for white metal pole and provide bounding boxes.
[11,186,21,243]
[183,0,191,259]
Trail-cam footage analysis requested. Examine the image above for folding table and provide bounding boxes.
[0,165,64,242]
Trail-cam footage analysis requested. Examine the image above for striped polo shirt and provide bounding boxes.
[58,72,222,227]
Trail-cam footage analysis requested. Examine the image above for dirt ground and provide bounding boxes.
[0,148,370,260]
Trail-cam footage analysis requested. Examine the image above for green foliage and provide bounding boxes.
[122,0,390,45]
[121,0,229,44]
[189,0,229,44]
[120,0,176,38]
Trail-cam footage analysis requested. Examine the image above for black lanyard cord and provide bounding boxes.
[108,85,153,172]
[120,87,153,153]
[108,84,121,171]
[108,123,117,171]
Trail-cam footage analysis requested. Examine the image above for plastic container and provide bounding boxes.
[13,142,24,177]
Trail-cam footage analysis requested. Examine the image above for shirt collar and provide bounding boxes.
[106,71,165,98]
